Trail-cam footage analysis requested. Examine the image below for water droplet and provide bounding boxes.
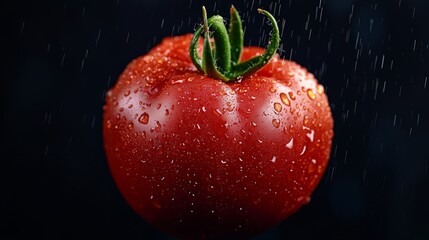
[138,113,149,124]
[307,129,315,142]
[157,103,162,109]
[119,107,124,112]
[272,119,280,128]
[297,90,301,95]
[124,90,131,96]
[202,106,206,112]
[307,89,316,100]
[128,122,134,129]
[300,145,307,155]
[280,93,290,106]
[141,131,146,139]
[165,109,169,116]
[303,116,309,125]
[288,92,296,100]
[149,87,159,95]
[171,79,184,84]
[269,86,277,93]
[106,120,112,128]
[289,125,294,132]
[226,101,234,111]
[128,104,133,109]
[155,121,161,132]
[274,102,282,113]
[213,109,223,117]
[316,84,324,94]
[271,156,277,163]
[221,160,227,164]
[285,138,294,149]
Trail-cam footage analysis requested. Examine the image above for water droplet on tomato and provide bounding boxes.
[128,122,134,129]
[171,79,184,84]
[141,131,146,139]
[124,90,131,96]
[307,129,315,142]
[274,102,282,113]
[289,125,294,133]
[138,112,149,124]
[271,156,277,163]
[288,92,296,100]
[285,138,294,149]
[213,109,223,117]
[303,115,309,125]
[106,120,112,129]
[149,87,159,95]
[303,126,315,142]
[119,107,124,112]
[155,121,161,132]
[307,89,316,100]
[128,104,133,109]
[269,86,277,93]
[280,93,290,106]
[272,119,280,128]
[316,84,324,94]
[226,102,234,112]
[165,109,169,116]
[157,103,162,109]
[300,145,307,155]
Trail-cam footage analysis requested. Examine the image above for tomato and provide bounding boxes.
[103,6,333,239]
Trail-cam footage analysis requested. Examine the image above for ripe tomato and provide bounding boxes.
[103,6,333,239]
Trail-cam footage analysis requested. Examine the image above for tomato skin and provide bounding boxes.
[103,34,333,239]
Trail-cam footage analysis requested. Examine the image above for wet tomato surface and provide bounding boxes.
[103,34,333,238]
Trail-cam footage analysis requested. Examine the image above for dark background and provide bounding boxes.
[2,0,429,239]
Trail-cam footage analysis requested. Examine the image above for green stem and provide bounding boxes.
[201,7,229,81]
[229,5,243,66]
[189,5,280,82]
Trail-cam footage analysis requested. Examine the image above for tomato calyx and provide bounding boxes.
[190,6,280,82]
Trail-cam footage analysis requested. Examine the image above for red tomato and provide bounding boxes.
[103,6,333,239]
[103,34,333,238]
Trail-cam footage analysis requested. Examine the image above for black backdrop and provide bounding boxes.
[3,0,429,239]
